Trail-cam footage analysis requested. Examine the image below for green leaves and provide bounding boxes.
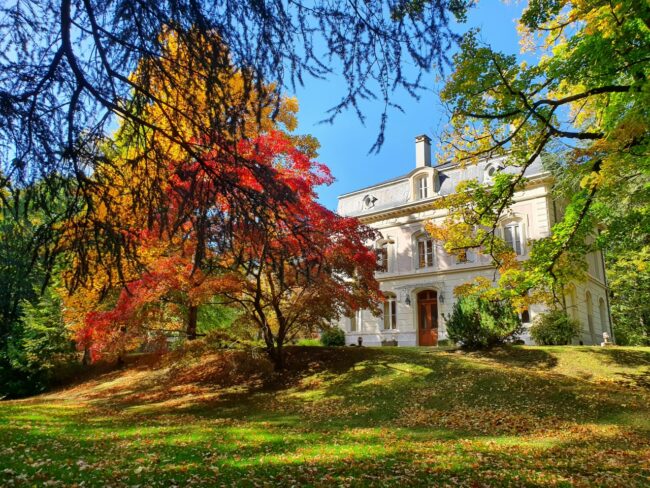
[434,0,649,310]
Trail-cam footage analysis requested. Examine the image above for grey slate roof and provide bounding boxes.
[338,156,546,218]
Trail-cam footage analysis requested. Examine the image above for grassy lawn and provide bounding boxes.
[1,346,649,487]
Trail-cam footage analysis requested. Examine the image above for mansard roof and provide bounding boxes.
[337,156,547,219]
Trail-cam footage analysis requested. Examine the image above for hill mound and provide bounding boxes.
[1,346,649,486]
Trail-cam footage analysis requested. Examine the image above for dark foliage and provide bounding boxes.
[529,309,581,346]
[320,327,346,347]
[0,0,471,298]
[445,296,522,349]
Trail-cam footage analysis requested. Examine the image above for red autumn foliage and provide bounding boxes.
[76,131,381,365]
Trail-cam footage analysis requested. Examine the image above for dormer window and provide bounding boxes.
[417,176,429,199]
[484,162,503,182]
[363,194,378,209]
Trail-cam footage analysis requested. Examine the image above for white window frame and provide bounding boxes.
[383,295,397,330]
[417,237,435,269]
[376,242,389,273]
[455,248,476,265]
[502,222,524,256]
[598,298,608,335]
[586,291,595,341]
[349,310,362,332]
[418,176,429,200]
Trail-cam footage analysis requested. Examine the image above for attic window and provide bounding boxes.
[417,176,429,199]
[485,163,503,181]
[363,194,378,209]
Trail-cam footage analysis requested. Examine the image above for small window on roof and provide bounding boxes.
[363,194,377,209]
[417,176,429,199]
[485,163,503,182]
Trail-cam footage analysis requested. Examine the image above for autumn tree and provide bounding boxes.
[0,2,475,352]
[63,31,313,358]
[1,0,471,192]
[221,132,382,369]
[427,0,649,307]
[72,130,382,367]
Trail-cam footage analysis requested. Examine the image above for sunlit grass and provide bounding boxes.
[1,346,649,486]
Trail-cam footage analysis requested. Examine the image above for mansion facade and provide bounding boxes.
[336,135,612,347]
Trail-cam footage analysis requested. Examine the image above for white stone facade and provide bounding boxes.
[336,136,612,347]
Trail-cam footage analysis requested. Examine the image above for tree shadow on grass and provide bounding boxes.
[465,346,560,371]
[589,347,650,367]
[1,408,649,487]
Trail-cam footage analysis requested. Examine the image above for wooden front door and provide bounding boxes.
[418,290,438,346]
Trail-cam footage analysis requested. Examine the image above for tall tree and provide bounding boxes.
[1,0,471,185]
[222,133,382,369]
[1,0,472,312]
[427,0,649,305]
[73,131,381,367]
[0,178,79,397]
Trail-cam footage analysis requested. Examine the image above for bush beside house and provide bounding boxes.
[530,309,581,345]
[445,296,522,349]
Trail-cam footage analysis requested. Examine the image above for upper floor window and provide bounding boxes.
[383,293,397,330]
[376,243,388,272]
[503,222,524,256]
[455,249,476,264]
[417,176,429,199]
[417,237,435,268]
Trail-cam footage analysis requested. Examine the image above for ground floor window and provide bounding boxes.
[383,294,397,330]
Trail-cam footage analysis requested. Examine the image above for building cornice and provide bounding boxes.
[353,172,553,224]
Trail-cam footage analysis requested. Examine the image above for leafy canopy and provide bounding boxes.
[430,0,649,305]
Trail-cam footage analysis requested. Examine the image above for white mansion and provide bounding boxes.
[336,135,612,346]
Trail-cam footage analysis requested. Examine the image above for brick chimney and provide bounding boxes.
[415,134,431,168]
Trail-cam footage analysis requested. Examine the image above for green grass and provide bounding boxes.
[1,346,649,487]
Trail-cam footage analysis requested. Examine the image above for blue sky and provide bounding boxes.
[290,1,526,210]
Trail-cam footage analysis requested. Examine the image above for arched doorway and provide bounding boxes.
[417,290,438,346]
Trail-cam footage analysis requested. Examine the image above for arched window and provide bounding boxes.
[586,291,595,343]
[416,235,435,268]
[383,294,397,330]
[376,242,389,272]
[521,309,530,324]
[417,175,429,199]
[599,298,608,335]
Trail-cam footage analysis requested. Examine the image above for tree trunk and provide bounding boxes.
[82,347,91,366]
[187,305,198,340]
[269,343,284,371]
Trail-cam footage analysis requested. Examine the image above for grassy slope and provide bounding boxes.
[1,346,649,487]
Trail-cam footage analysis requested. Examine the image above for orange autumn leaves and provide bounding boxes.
[68,129,379,361]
